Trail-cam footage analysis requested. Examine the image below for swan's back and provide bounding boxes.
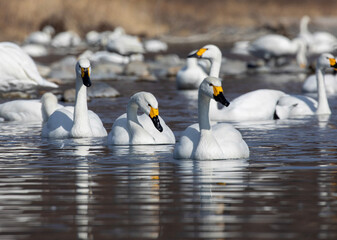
[0,99,42,122]
[302,74,337,94]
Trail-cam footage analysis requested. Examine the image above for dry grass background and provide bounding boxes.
[0,0,336,42]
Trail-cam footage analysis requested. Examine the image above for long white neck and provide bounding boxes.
[300,17,310,35]
[316,67,331,115]
[209,58,221,77]
[71,77,92,137]
[198,91,211,131]
[127,101,141,126]
[187,58,197,68]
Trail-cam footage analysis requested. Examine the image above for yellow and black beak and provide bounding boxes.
[188,48,207,58]
[149,106,163,132]
[81,67,91,87]
[213,85,230,107]
[329,58,337,70]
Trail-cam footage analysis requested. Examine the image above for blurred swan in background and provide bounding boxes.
[0,92,62,122]
[298,15,337,55]
[173,77,249,160]
[42,59,107,138]
[24,25,55,45]
[247,34,308,68]
[302,71,337,94]
[275,53,336,118]
[0,42,58,92]
[176,50,208,90]
[108,92,175,145]
[51,31,81,48]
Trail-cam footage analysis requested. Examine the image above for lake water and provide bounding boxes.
[1,70,337,240]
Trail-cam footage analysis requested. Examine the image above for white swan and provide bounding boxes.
[176,51,208,90]
[298,16,337,54]
[189,44,288,121]
[248,34,307,68]
[42,59,107,138]
[302,72,337,94]
[0,92,61,122]
[173,76,249,160]
[0,42,58,92]
[24,25,55,45]
[108,92,175,145]
[275,53,336,118]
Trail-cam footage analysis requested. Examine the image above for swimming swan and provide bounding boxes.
[0,92,62,122]
[275,53,337,118]
[302,72,337,94]
[0,42,58,92]
[108,92,175,145]
[189,44,288,121]
[173,76,249,160]
[176,51,208,90]
[42,59,107,138]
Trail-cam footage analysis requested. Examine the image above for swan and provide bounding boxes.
[298,15,337,54]
[176,51,208,90]
[189,44,288,121]
[51,31,81,48]
[275,53,337,118]
[0,92,61,122]
[173,76,249,160]
[0,42,58,92]
[247,34,307,68]
[24,25,55,45]
[42,58,107,138]
[302,71,337,94]
[108,92,175,145]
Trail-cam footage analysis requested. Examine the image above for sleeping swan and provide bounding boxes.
[108,92,175,145]
[42,58,107,138]
[0,92,62,122]
[173,77,249,160]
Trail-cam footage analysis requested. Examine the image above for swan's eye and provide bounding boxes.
[148,104,151,107]
[209,83,213,86]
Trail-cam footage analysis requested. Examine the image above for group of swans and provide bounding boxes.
[188,44,336,121]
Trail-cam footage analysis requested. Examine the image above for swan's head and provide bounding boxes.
[188,44,222,62]
[76,58,92,87]
[200,77,230,107]
[317,53,337,70]
[132,92,163,132]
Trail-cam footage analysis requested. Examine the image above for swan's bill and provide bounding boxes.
[329,58,337,70]
[81,67,91,87]
[213,85,230,107]
[187,48,207,58]
[149,106,163,132]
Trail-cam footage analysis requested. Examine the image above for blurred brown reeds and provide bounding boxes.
[0,0,336,42]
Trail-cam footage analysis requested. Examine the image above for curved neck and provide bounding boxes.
[198,91,211,131]
[209,58,221,77]
[73,77,90,130]
[316,67,331,115]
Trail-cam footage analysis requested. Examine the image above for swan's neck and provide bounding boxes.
[198,91,211,131]
[71,78,92,137]
[300,17,310,35]
[209,58,221,78]
[316,67,331,115]
[295,41,307,67]
[187,58,197,68]
[127,101,141,125]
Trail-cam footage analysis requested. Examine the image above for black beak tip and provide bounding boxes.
[214,94,230,107]
[151,116,163,132]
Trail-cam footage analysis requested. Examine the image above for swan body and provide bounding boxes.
[302,73,337,94]
[106,34,144,55]
[276,53,336,118]
[176,52,208,90]
[210,89,286,121]
[25,26,55,45]
[173,77,249,160]
[248,34,307,67]
[0,42,58,91]
[51,31,81,48]
[0,92,62,122]
[108,92,175,145]
[42,59,107,138]
[299,16,337,54]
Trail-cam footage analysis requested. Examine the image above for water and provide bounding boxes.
[1,72,337,240]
